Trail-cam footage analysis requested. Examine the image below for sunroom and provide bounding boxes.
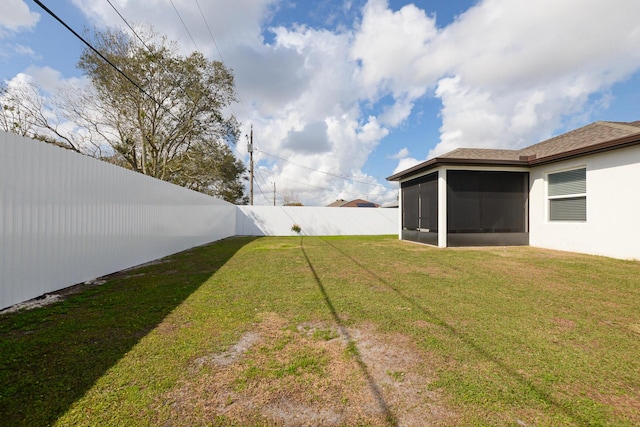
[388,153,530,248]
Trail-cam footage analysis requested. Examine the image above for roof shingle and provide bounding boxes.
[387,120,640,181]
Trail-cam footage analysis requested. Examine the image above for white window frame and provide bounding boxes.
[547,166,586,222]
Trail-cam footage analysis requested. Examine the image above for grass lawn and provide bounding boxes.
[1,235,639,426]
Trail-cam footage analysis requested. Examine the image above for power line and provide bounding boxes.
[257,149,394,189]
[168,0,200,51]
[257,167,332,192]
[31,0,170,117]
[103,0,249,168]
[33,0,200,132]
[254,170,274,204]
[193,0,254,132]
[166,0,253,164]
[194,0,226,69]
[105,0,152,51]
[111,0,253,163]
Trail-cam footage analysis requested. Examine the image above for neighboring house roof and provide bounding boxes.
[327,199,348,207]
[327,198,380,207]
[387,121,640,181]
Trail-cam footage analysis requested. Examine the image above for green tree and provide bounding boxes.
[168,140,249,204]
[68,25,245,202]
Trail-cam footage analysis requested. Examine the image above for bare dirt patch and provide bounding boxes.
[0,278,108,314]
[163,312,455,426]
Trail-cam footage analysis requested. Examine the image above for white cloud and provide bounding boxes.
[23,66,80,92]
[351,0,439,94]
[389,147,409,159]
[350,0,640,163]
[282,121,331,153]
[425,0,640,156]
[233,22,397,205]
[20,0,640,206]
[0,0,39,33]
[71,0,276,56]
[13,44,36,57]
[2,70,98,153]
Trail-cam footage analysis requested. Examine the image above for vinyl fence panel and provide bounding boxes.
[0,131,236,310]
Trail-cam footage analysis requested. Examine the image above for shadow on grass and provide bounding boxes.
[300,237,398,426]
[0,237,256,427]
[319,237,592,427]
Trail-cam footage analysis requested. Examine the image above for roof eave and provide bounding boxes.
[386,158,528,181]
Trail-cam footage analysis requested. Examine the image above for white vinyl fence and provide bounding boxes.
[0,131,236,310]
[1,131,399,310]
[236,205,398,236]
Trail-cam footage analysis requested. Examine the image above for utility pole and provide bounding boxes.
[248,124,253,206]
[273,182,276,206]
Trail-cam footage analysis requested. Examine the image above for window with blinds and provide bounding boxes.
[548,167,586,221]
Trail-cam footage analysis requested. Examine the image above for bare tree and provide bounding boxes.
[283,189,303,206]
[0,80,82,152]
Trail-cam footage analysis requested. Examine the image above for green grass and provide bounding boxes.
[1,235,639,426]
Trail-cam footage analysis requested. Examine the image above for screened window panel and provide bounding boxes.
[419,178,438,231]
[447,171,481,232]
[402,173,438,231]
[447,170,528,233]
[402,184,419,229]
[550,197,586,221]
[548,168,586,196]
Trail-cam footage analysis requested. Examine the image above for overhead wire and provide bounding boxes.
[257,167,332,192]
[172,3,400,200]
[30,0,179,122]
[104,0,249,168]
[167,0,255,173]
[193,0,254,134]
[36,0,391,202]
[254,170,276,204]
[105,0,153,51]
[256,149,394,190]
[168,0,200,51]
[159,0,392,197]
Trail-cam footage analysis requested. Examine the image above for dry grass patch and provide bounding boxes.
[164,312,455,426]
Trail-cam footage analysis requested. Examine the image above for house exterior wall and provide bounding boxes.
[529,145,640,260]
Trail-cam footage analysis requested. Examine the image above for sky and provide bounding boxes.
[1,0,640,206]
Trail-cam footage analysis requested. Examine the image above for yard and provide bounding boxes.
[1,235,639,426]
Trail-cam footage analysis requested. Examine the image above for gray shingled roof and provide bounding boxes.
[388,120,640,181]
[438,121,640,161]
[439,148,522,161]
[519,121,640,159]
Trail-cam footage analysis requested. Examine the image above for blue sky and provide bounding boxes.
[1,0,640,206]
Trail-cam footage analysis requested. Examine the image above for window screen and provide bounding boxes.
[447,171,528,233]
[548,168,586,221]
[401,173,438,231]
[402,183,420,230]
